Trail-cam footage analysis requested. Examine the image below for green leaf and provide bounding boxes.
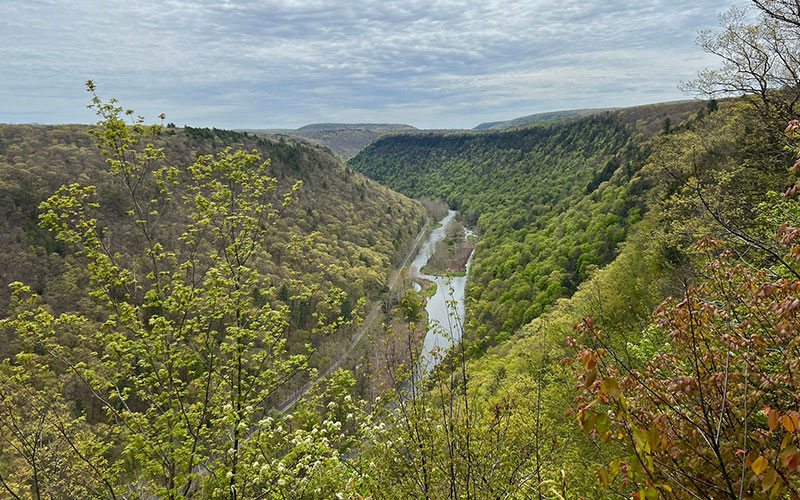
[581,411,597,434]
[595,412,610,434]
[762,467,779,492]
[602,377,621,399]
[597,467,609,487]
[633,428,650,453]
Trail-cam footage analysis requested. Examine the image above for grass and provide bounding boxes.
[420,264,445,276]
[420,265,466,278]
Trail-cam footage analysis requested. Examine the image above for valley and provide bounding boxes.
[3,88,799,499]
[2,85,799,499]
[2,1,800,498]
[408,210,475,374]
[349,100,704,348]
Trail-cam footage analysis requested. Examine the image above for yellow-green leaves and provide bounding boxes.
[752,455,769,475]
[601,376,621,399]
[783,414,799,433]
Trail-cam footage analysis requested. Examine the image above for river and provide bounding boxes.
[410,210,475,374]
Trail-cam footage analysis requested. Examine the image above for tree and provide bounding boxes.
[683,3,800,122]
[0,305,118,500]
[752,0,800,28]
[353,280,548,499]
[1,83,355,499]
[569,122,800,499]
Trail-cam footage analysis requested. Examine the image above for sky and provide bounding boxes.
[1,0,744,129]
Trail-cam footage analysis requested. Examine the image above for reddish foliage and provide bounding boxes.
[570,121,800,499]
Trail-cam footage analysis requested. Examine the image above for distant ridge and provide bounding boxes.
[296,123,416,133]
[241,123,418,160]
[473,108,617,130]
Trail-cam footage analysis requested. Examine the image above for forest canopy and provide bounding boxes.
[3,1,800,498]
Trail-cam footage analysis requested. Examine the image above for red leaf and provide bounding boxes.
[769,409,780,432]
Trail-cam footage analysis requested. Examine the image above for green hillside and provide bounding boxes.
[473,107,616,130]
[0,121,426,396]
[349,100,703,349]
[0,124,424,311]
[460,98,796,495]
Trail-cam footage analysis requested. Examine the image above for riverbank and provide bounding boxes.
[407,210,476,375]
[419,216,476,277]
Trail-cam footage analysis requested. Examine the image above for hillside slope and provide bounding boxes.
[349,100,705,348]
[461,99,795,496]
[0,124,426,381]
[473,107,616,130]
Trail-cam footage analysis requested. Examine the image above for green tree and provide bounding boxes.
[570,122,800,499]
[352,282,549,499]
[683,3,800,122]
[2,84,356,499]
[398,289,422,324]
[0,299,118,500]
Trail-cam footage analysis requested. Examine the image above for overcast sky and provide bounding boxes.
[1,0,744,129]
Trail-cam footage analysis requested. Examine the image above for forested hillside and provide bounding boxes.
[0,123,423,312]
[4,0,800,498]
[349,101,703,348]
[460,97,797,496]
[473,107,614,130]
[0,117,427,404]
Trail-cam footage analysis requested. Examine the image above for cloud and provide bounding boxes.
[0,0,744,128]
